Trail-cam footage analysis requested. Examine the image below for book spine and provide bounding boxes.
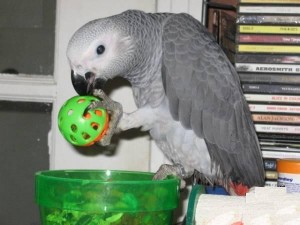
[263,158,277,171]
[239,6,300,14]
[265,170,279,180]
[262,150,300,158]
[239,73,300,84]
[252,114,300,123]
[236,54,300,64]
[260,140,300,147]
[249,104,300,114]
[239,25,300,34]
[260,137,300,143]
[236,63,300,73]
[245,94,300,103]
[237,45,300,53]
[261,145,300,152]
[237,15,300,24]
[255,124,300,134]
[264,180,278,187]
[258,132,300,141]
[237,34,300,44]
[242,83,300,94]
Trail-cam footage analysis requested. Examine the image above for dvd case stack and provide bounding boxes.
[235,0,300,186]
[205,0,300,186]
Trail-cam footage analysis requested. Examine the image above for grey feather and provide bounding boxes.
[161,13,264,187]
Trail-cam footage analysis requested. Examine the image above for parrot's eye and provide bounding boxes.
[96,45,105,55]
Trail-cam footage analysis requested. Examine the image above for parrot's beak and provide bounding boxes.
[71,70,106,95]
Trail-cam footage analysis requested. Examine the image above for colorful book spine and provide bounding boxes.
[239,6,300,14]
[255,124,300,134]
[263,158,277,171]
[239,25,300,34]
[236,54,300,64]
[237,45,300,53]
[237,15,300,25]
[249,104,300,114]
[252,114,300,124]
[245,94,300,103]
[237,34,300,44]
[239,73,300,84]
[242,83,300,94]
[262,150,300,159]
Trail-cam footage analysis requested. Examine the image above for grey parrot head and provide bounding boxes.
[67,15,136,95]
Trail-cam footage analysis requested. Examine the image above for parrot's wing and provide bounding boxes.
[161,13,264,187]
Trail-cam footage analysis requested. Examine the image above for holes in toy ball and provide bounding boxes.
[77,98,85,103]
[71,124,77,132]
[84,112,91,119]
[82,132,91,140]
[68,109,74,116]
[91,122,99,130]
[95,110,102,116]
[70,135,77,142]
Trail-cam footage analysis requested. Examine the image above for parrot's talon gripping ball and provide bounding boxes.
[89,89,123,146]
[58,95,109,146]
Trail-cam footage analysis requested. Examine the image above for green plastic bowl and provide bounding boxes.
[35,170,180,225]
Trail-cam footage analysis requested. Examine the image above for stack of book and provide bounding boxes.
[235,0,300,186]
[204,0,300,186]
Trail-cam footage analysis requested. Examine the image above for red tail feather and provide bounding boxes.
[230,182,249,196]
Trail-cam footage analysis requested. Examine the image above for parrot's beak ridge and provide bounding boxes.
[71,70,106,95]
[71,70,89,95]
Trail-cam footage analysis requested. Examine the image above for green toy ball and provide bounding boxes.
[58,96,109,146]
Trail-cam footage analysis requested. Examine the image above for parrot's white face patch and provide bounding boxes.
[70,31,134,80]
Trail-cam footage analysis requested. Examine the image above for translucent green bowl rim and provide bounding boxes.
[35,169,180,213]
[36,169,177,184]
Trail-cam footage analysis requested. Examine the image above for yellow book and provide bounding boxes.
[239,25,300,34]
[238,44,300,53]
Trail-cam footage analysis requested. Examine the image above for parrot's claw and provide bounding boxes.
[98,134,112,146]
[153,164,187,189]
[87,89,123,146]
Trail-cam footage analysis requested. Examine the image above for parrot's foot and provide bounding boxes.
[87,89,123,146]
[117,112,134,131]
[153,164,187,189]
[117,112,150,131]
[117,107,154,131]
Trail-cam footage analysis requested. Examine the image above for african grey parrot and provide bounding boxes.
[67,10,265,194]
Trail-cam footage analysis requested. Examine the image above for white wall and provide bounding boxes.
[157,0,203,21]
[52,0,156,170]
